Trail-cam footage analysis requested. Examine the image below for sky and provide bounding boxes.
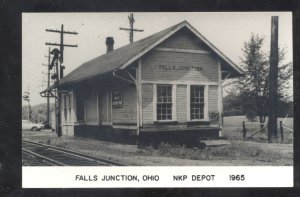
[22,12,293,106]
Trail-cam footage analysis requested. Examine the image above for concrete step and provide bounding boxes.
[201,139,231,147]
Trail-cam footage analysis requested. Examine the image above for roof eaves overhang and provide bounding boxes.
[185,23,244,76]
[220,59,245,79]
[58,70,114,89]
[59,20,244,87]
[40,84,56,94]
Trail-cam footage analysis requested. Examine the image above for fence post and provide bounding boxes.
[280,121,284,143]
[242,121,246,141]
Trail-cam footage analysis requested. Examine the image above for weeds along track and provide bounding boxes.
[22,149,62,166]
[22,140,125,166]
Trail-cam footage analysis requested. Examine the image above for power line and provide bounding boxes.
[45,24,78,65]
[44,24,78,137]
[40,47,53,129]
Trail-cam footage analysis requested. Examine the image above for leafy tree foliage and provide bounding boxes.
[22,103,55,123]
[237,34,292,123]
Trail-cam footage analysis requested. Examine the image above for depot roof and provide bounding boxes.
[55,20,244,88]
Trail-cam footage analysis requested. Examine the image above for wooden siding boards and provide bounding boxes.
[142,84,218,124]
[55,21,242,89]
[101,91,113,123]
[157,28,206,50]
[142,84,153,124]
[141,50,218,82]
[67,93,73,122]
[107,92,112,122]
[60,91,75,137]
[176,84,187,122]
[100,92,108,123]
[208,85,218,113]
[85,90,98,122]
[59,22,229,139]
[62,125,74,136]
[140,30,220,125]
[112,85,137,124]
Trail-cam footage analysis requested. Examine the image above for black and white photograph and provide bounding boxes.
[21,12,293,187]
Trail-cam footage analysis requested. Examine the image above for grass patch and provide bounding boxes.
[23,130,292,165]
[35,136,73,149]
[139,141,292,165]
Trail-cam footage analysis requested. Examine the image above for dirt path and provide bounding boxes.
[22,130,293,166]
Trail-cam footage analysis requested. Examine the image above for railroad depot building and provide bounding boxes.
[55,21,243,144]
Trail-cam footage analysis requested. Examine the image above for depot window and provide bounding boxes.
[190,85,205,120]
[157,85,172,120]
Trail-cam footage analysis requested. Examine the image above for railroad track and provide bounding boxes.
[22,140,125,166]
[22,150,59,166]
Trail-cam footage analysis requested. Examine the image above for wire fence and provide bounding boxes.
[222,117,293,144]
[242,120,293,143]
[282,125,293,132]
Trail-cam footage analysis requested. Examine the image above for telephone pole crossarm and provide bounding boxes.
[45,42,78,47]
[119,28,144,32]
[120,13,144,43]
[46,29,78,35]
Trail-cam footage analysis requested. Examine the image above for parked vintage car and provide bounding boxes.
[22,120,44,131]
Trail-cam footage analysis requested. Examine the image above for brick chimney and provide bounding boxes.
[106,37,114,53]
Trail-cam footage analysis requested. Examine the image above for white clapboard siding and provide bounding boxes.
[142,84,154,124]
[112,85,137,124]
[157,28,207,50]
[141,50,218,82]
[208,85,218,112]
[140,28,219,124]
[101,92,108,123]
[176,84,187,122]
[85,90,98,122]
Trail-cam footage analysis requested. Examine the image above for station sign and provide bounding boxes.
[112,88,122,108]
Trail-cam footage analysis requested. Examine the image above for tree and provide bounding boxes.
[223,88,244,116]
[22,103,55,123]
[237,34,292,126]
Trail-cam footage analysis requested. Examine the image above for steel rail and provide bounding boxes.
[22,139,126,166]
[22,148,65,166]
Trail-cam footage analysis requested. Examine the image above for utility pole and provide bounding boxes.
[42,47,52,129]
[268,16,279,143]
[42,48,62,136]
[120,13,144,43]
[45,24,78,62]
[45,24,78,137]
[23,87,32,121]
